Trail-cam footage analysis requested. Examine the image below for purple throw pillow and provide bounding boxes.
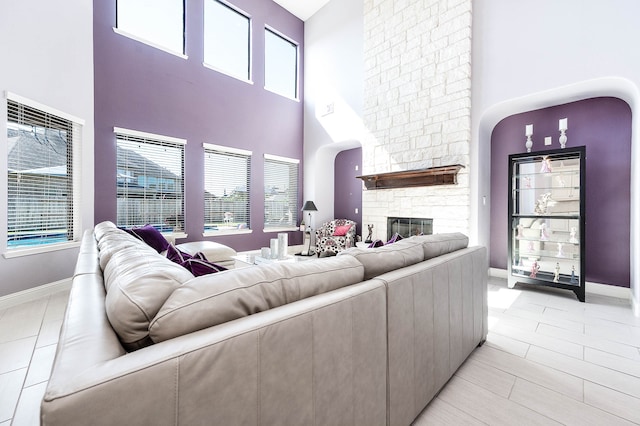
[165,244,226,276]
[367,239,384,248]
[128,224,169,253]
[166,243,192,263]
[182,258,228,277]
[386,233,403,245]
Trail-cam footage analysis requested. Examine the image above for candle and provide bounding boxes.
[525,124,533,136]
[559,118,568,131]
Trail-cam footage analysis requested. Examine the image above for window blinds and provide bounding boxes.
[7,99,75,248]
[264,154,298,229]
[116,129,185,231]
[203,144,251,232]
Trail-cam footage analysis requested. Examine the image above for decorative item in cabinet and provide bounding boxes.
[508,146,586,302]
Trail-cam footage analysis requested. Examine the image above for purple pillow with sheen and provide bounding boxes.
[166,243,191,263]
[165,244,226,276]
[128,224,169,253]
[182,258,228,277]
[386,233,403,245]
[367,239,384,248]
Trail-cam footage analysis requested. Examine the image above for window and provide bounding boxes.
[6,97,81,250]
[264,28,298,99]
[203,144,251,234]
[115,128,185,232]
[204,0,251,81]
[116,0,185,55]
[264,154,298,230]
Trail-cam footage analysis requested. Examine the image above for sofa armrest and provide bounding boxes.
[42,280,388,426]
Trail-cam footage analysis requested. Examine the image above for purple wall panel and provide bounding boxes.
[93,0,304,251]
[490,97,631,287]
[334,148,363,237]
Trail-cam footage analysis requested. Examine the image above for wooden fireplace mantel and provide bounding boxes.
[356,164,464,190]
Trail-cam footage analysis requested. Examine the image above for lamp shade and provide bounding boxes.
[301,200,318,211]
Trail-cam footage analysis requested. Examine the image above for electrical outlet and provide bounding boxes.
[544,136,552,146]
[355,208,359,214]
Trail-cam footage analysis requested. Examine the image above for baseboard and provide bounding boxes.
[488,268,632,301]
[0,278,72,311]
[585,281,632,300]
[489,268,508,279]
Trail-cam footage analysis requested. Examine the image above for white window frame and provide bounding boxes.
[264,26,299,101]
[263,153,299,232]
[115,127,187,239]
[203,0,253,84]
[3,92,84,258]
[203,143,252,237]
[114,0,188,59]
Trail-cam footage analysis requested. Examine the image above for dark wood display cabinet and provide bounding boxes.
[508,146,586,302]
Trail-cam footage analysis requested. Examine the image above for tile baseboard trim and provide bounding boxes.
[0,278,72,311]
[489,268,632,301]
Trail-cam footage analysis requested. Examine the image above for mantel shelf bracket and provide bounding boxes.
[356,164,464,190]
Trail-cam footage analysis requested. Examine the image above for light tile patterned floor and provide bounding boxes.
[414,277,640,425]
[0,277,638,425]
[0,288,69,426]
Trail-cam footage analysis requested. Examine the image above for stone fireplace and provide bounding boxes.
[387,217,433,240]
[361,0,472,241]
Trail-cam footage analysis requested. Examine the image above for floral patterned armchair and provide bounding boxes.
[315,219,357,257]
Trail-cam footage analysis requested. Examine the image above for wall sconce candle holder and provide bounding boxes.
[525,124,533,152]
[559,118,568,148]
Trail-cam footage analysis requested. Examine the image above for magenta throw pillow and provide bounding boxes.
[333,224,351,236]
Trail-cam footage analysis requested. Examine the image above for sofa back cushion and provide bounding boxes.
[149,255,365,343]
[414,233,469,260]
[95,222,195,351]
[338,238,425,280]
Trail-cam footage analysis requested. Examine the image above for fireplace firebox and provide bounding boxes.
[387,217,433,240]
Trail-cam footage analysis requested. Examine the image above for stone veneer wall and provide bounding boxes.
[362,0,472,240]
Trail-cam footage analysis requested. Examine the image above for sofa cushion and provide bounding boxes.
[413,233,469,260]
[97,228,152,271]
[103,244,194,351]
[338,237,425,280]
[149,255,365,343]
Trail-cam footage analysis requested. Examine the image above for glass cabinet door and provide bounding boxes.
[508,147,585,301]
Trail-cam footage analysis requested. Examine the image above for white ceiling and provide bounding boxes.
[273,0,331,21]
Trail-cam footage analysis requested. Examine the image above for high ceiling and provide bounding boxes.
[273,0,331,21]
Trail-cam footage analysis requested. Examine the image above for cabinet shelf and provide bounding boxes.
[508,147,586,302]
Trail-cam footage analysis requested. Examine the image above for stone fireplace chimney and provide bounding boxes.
[361,0,472,241]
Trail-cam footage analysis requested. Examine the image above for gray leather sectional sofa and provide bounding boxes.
[41,221,487,425]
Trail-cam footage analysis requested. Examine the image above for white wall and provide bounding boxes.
[0,0,94,297]
[472,0,640,314]
[303,0,363,228]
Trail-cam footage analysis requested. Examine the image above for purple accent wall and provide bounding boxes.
[334,148,363,237]
[93,0,304,251]
[490,97,631,287]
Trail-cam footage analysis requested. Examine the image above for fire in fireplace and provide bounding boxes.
[387,217,433,240]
